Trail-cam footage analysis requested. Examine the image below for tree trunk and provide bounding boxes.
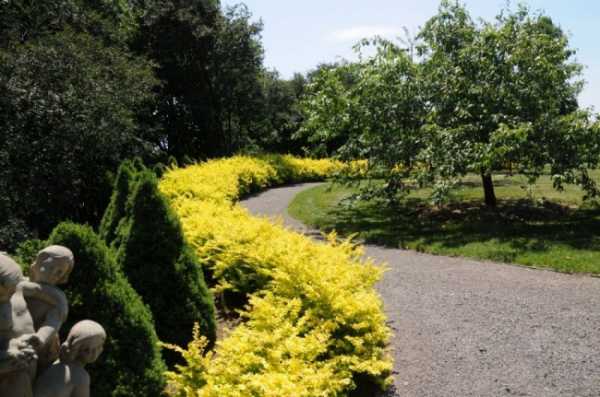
[481,172,497,208]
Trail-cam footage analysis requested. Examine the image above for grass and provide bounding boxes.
[288,172,600,275]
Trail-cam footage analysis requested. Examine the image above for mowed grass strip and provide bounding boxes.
[288,172,600,274]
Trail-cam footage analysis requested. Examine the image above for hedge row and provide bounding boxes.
[159,155,392,396]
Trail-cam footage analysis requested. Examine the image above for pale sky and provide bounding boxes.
[221,0,600,111]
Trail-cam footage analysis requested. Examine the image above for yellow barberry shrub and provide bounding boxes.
[160,154,393,396]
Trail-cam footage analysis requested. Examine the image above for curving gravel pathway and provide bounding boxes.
[240,183,600,397]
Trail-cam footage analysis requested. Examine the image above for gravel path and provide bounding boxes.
[240,183,600,397]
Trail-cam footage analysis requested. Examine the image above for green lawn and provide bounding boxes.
[288,172,600,274]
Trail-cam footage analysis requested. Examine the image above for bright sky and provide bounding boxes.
[221,0,600,111]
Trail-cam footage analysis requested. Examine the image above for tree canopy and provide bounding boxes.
[0,0,306,249]
[0,30,157,237]
[419,1,596,206]
[301,1,600,207]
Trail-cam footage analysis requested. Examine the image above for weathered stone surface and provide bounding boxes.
[1,247,106,397]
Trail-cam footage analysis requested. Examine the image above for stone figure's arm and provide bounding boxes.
[35,308,64,348]
[20,281,47,299]
[21,282,68,321]
[38,306,69,349]
[21,282,68,313]
[21,282,69,347]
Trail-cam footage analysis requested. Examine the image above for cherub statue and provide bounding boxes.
[25,246,72,371]
[0,253,39,397]
[34,320,106,397]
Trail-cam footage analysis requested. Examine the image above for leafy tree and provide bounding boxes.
[301,2,600,207]
[0,0,139,48]
[301,39,427,198]
[298,61,366,157]
[0,0,78,47]
[136,1,266,160]
[211,4,265,155]
[135,0,219,160]
[252,71,307,154]
[115,170,216,364]
[418,1,598,206]
[48,222,166,397]
[0,31,157,239]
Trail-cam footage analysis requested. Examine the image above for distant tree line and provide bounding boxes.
[0,0,314,250]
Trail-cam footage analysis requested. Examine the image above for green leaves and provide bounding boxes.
[300,2,600,207]
[0,30,158,237]
[300,40,426,201]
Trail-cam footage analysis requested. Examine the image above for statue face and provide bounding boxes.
[77,335,105,365]
[32,258,71,285]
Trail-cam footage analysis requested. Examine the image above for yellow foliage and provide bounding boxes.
[160,155,392,396]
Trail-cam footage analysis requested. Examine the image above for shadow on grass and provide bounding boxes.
[316,197,600,272]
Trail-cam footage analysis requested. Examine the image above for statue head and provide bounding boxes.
[0,253,23,302]
[59,320,106,365]
[30,245,74,285]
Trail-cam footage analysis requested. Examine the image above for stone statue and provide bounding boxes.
[33,320,106,397]
[25,246,72,371]
[0,253,39,397]
[1,247,105,396]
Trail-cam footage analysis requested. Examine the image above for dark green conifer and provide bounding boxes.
[116,170,216,364]
[48,222,166,397]
[99,160,137,245]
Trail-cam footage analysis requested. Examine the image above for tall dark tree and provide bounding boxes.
[0,0,78,47]
[253,71,307,154]
[136,0,220,160]
[136,1,265,160]
[0,0,140,47]
[210,4,265,154]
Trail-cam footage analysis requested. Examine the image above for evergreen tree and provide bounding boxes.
[48,222,166,397]
[115,170,216,364]
[99,160,138,245]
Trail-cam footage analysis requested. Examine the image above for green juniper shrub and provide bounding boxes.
[115,170,216,364]
[48,222,166,397]
[99,160,139,246]
[151,156,179,178]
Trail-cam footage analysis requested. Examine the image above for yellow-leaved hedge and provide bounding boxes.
[159,155,392,396]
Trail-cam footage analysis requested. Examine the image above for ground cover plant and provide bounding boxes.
[158,155,392,396]
[289,172,600,274]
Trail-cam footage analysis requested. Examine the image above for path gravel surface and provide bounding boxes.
[240,183,600,397]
